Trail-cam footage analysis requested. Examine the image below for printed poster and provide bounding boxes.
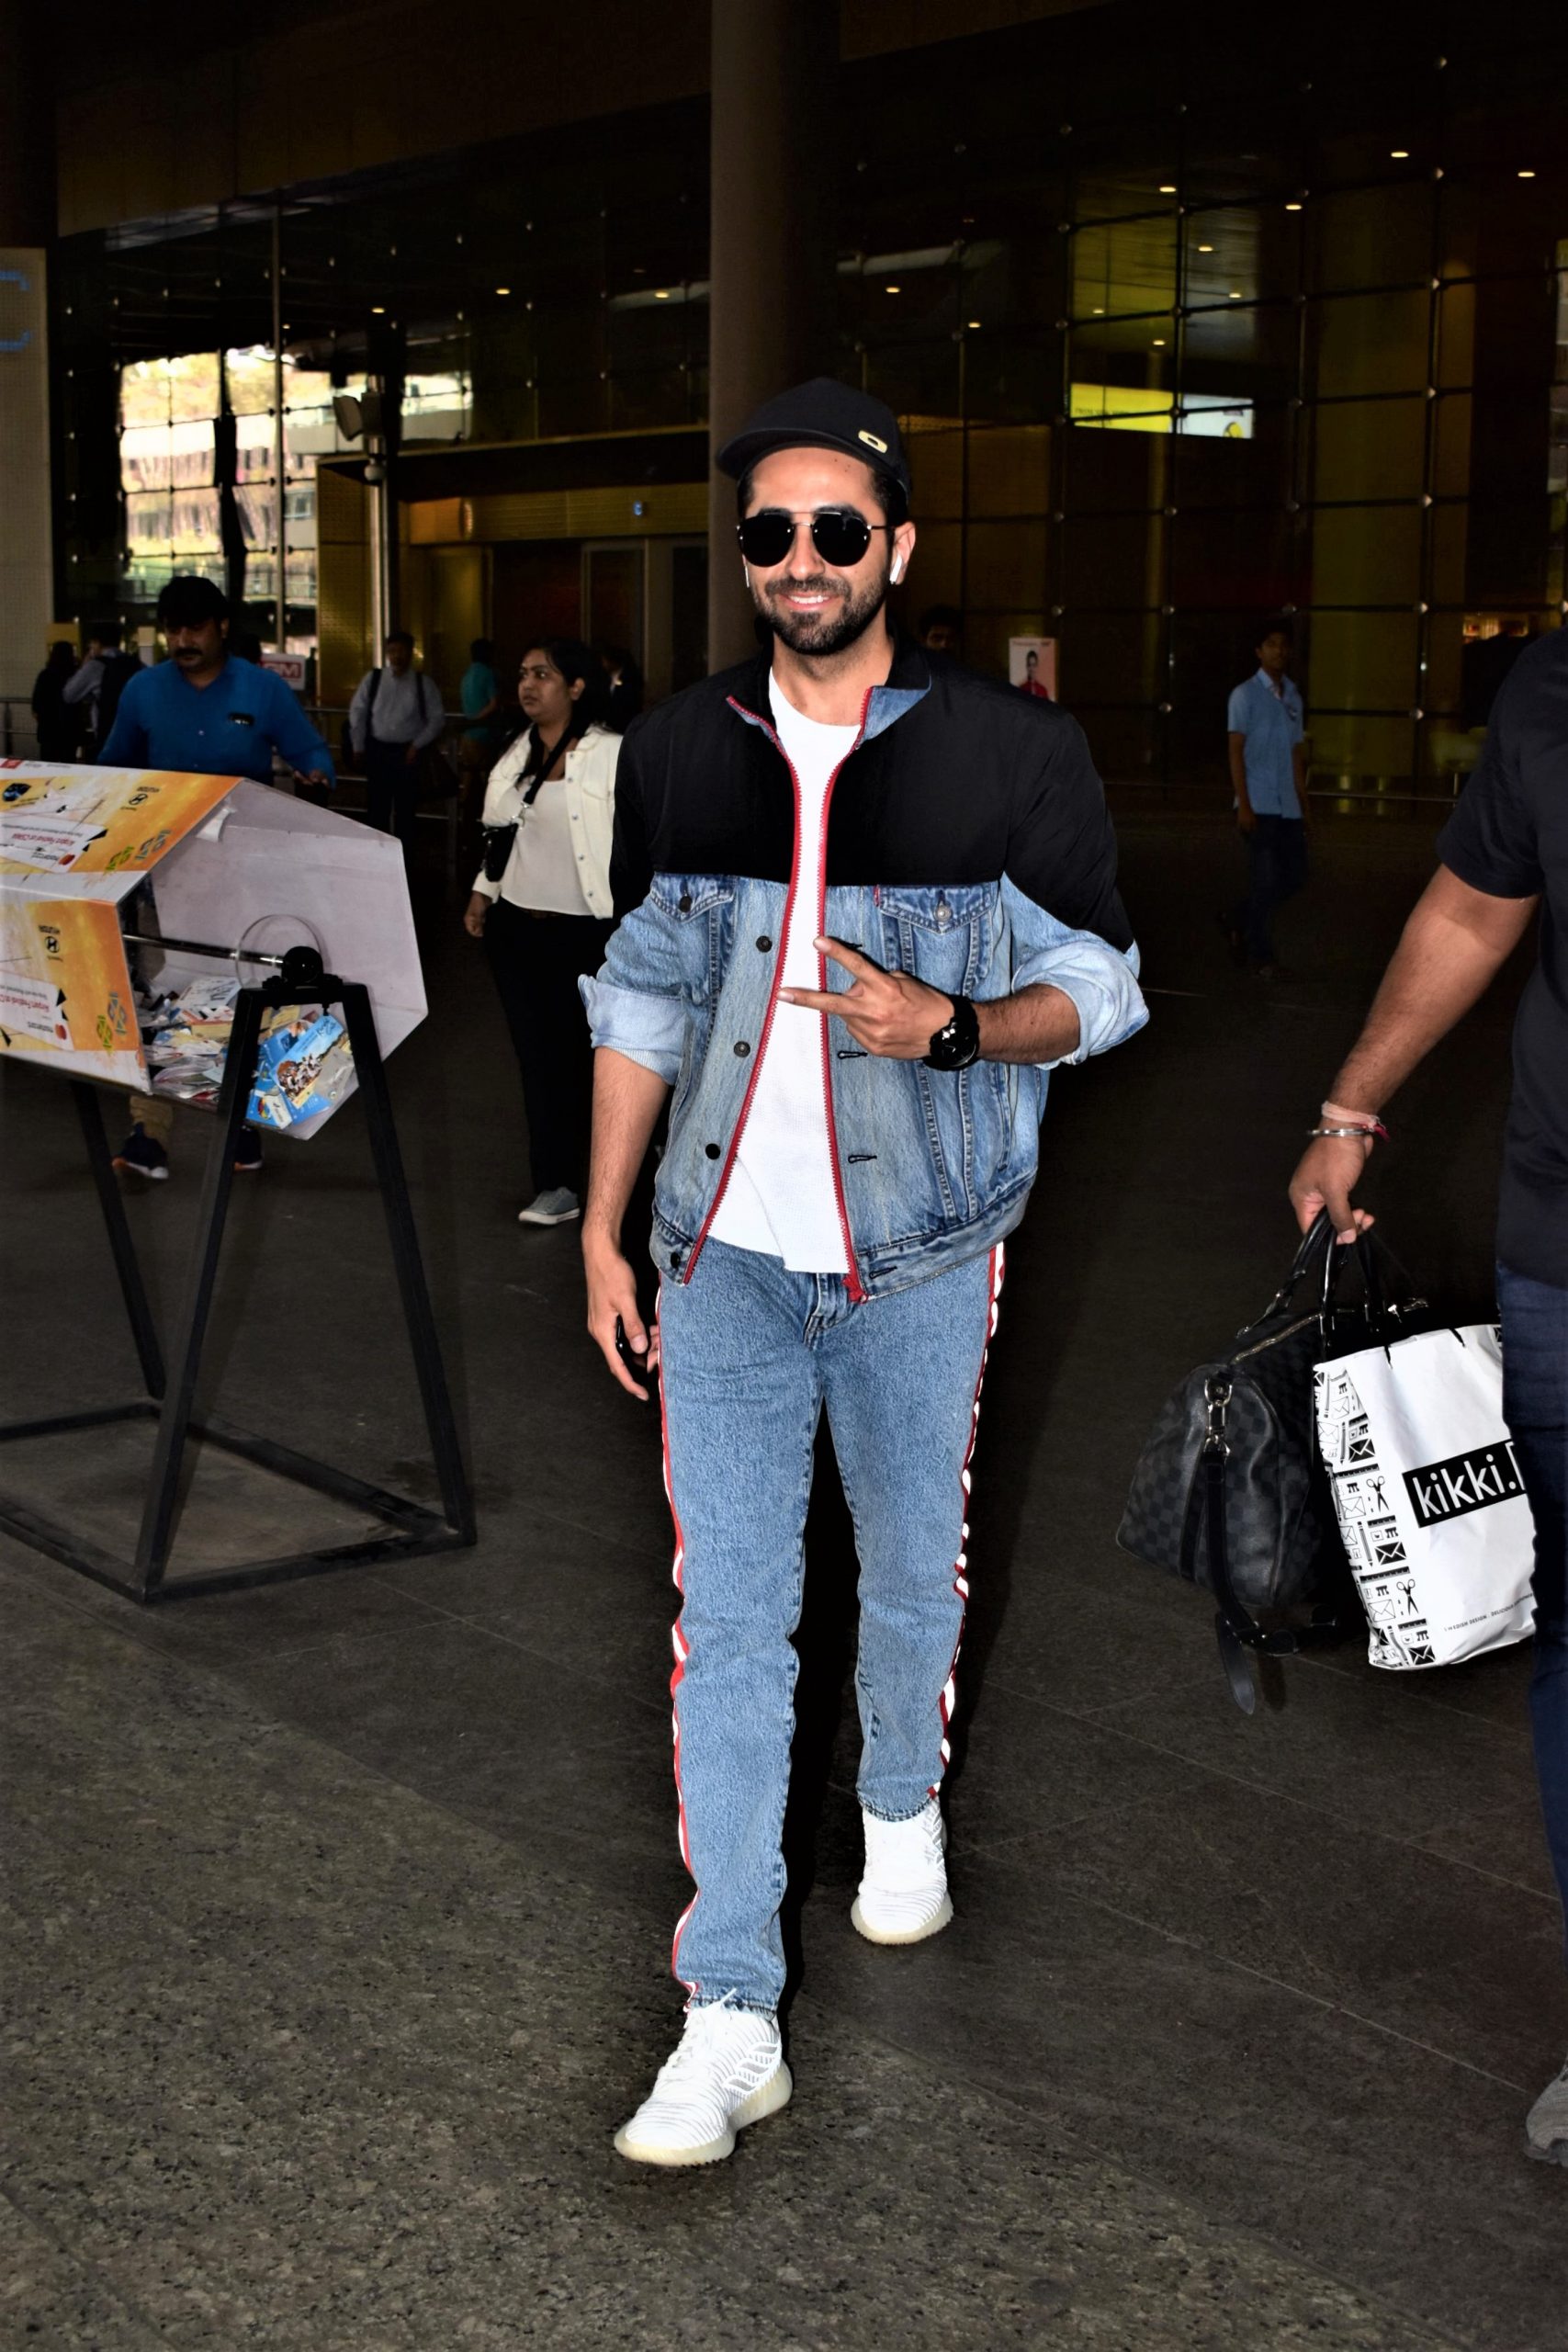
[0,763,235,879]
[0,895,144,1081]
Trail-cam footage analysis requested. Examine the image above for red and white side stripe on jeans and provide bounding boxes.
[931,1240,1006,1795]
[655,1294,702,2004]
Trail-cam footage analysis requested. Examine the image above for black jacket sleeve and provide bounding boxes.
[1005,709,1134,953]
[610,716,655,921]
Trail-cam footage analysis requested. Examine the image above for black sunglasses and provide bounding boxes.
[736,508,894,570]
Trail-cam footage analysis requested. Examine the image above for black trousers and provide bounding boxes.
[1227,813,1308,964]
[365,740,420,852]
[484,899,615,1196]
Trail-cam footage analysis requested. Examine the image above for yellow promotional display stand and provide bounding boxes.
[0,761,475,1599]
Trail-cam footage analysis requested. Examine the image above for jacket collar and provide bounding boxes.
[730,627,931,742]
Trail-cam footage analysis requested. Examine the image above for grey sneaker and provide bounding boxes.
[517,1187,580,1227]
[1526,2060,1568,2165]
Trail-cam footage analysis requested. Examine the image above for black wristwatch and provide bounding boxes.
[923,993,982,1070]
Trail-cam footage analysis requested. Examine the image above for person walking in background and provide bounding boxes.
[31,642,80,762]
[62,620,141,758]
[461,639,617,1227]
[101,573,334,1182]
[347,630,446,855]
[457,637,505,806]
[1223,617,1308,979]
[918,604,964,658]
[1286,621,1568,2171]
[599,644,645,734]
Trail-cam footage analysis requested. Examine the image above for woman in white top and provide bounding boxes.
[463,637,619,1226]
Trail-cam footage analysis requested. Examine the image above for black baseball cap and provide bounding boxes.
[716,378,910,507]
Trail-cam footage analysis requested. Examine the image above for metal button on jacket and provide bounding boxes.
[756,933,773,951]
[678,893,693,912]
[705,1142,721,1159]
[733,1039,750,1057]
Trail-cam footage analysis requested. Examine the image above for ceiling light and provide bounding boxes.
[1285,201,1302,211]
[371,305,385,315]
[1390,149,1409,160]
[494,286,511,296]
[967,319,982,329]
[885,283,901,293]
[1198,243,1213,253]
[1092,305,1104,314]
[1518,168,1536,178]
[1152,337,1166,346]
[1158,184,1177,195]
[654,288,671,300]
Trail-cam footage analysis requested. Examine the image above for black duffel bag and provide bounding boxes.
[1117,1214,1420,1713]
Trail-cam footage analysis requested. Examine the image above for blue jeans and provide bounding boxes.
[1497,1263,1568,1944]
[1229,813,1308,965]
[656,1238,1004,2013]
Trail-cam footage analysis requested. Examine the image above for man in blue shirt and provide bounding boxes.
[1222,617,1308,978]
[101,574,334,1182]
[101,575,333,790]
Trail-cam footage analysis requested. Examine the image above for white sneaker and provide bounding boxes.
[851,1796,953,1945]
[1526,2058,1568,2165]
[517,1187,580,1227]
[615,2004,792,2167]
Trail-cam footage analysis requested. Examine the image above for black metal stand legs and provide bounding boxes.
[0,969,475,1601]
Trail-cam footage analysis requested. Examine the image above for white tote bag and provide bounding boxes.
[1313,1323,1537,1670]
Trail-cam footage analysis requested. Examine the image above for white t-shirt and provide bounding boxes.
[707,674,857,1272]
[508,780,594,916]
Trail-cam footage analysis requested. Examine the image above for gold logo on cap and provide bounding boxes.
[857,428,889,454]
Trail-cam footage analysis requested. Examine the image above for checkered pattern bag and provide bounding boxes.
[1118,1218,1382,1709]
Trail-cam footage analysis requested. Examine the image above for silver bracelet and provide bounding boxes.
[1309,1125,1376,1141]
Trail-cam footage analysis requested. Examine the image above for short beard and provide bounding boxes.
[756,566,888,658]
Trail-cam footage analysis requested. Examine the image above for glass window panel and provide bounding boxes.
[1170,406,1292,510]
[169,488,220,551]
[964,424,1050,519]
[1312,398,1428,502]
[905,429,964,519]
[1061,510,1157,609]
[1309,711,1416,779]
[963,519,1048,609]
[1183,207,1299,306]
[1306,185,1435,294]
[1182,299,1299,385]
[1310,503,1423,604]
[1436,283,1478,390]
[1434,392,1472,496]
[1312,289,1433,396]
[167,354,220,425]
[1170,508,1295,608]
[1071,215,1176,319]
[1305,610,1419,713]
[1062,413,1161,511]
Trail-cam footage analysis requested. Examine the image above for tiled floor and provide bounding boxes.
[2,812,1561,2349]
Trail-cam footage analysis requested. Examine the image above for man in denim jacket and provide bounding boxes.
[580,379,1148,2165]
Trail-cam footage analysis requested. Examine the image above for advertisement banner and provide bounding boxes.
[0,763,234,878]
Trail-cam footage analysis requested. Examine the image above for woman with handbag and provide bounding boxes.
[462,637,617,1227]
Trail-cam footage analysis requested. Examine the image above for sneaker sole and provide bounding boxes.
[613,2060,793,2166]
[1526,2133,1568,2167]
[850,1893,953,1947]
[517,1206,581,1226]
[111,1159,170,1182]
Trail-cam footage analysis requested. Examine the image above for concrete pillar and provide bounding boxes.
[706,0,840,673]
[0,0,53,249]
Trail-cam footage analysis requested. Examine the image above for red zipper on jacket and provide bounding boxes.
[681,689,870,1300]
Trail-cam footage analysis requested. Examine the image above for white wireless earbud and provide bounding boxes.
[742,563,751,587]
[890,556,904,582]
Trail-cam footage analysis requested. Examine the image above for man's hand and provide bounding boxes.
[584,1226,658,1400]
[1236,801,1258,836]
[780,937,950,1059]
[403,741,421,766]
[293,766,333,793]
[463,891,490,939]
[1288,1135,1375,1246]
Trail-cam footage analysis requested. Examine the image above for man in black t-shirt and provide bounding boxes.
[1288,624,1568,2170]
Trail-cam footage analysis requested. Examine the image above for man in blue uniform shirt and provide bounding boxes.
[100,574,334,1182]
[1223,616,1308,978]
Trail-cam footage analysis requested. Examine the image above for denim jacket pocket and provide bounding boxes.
[649,872,736,1004]
[875,882,992,1000]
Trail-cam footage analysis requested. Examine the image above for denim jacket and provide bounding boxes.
[582,650,1147,1301]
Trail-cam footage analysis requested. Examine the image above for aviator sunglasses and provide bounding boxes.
[737,507,894,570]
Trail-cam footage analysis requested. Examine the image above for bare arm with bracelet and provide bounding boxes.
[1287,865,1538,1241]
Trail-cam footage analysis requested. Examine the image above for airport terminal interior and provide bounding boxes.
[3,2,1568,2346]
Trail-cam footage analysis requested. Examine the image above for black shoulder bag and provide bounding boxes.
[479,723,579,884]
[1117,1213,1419,1713]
